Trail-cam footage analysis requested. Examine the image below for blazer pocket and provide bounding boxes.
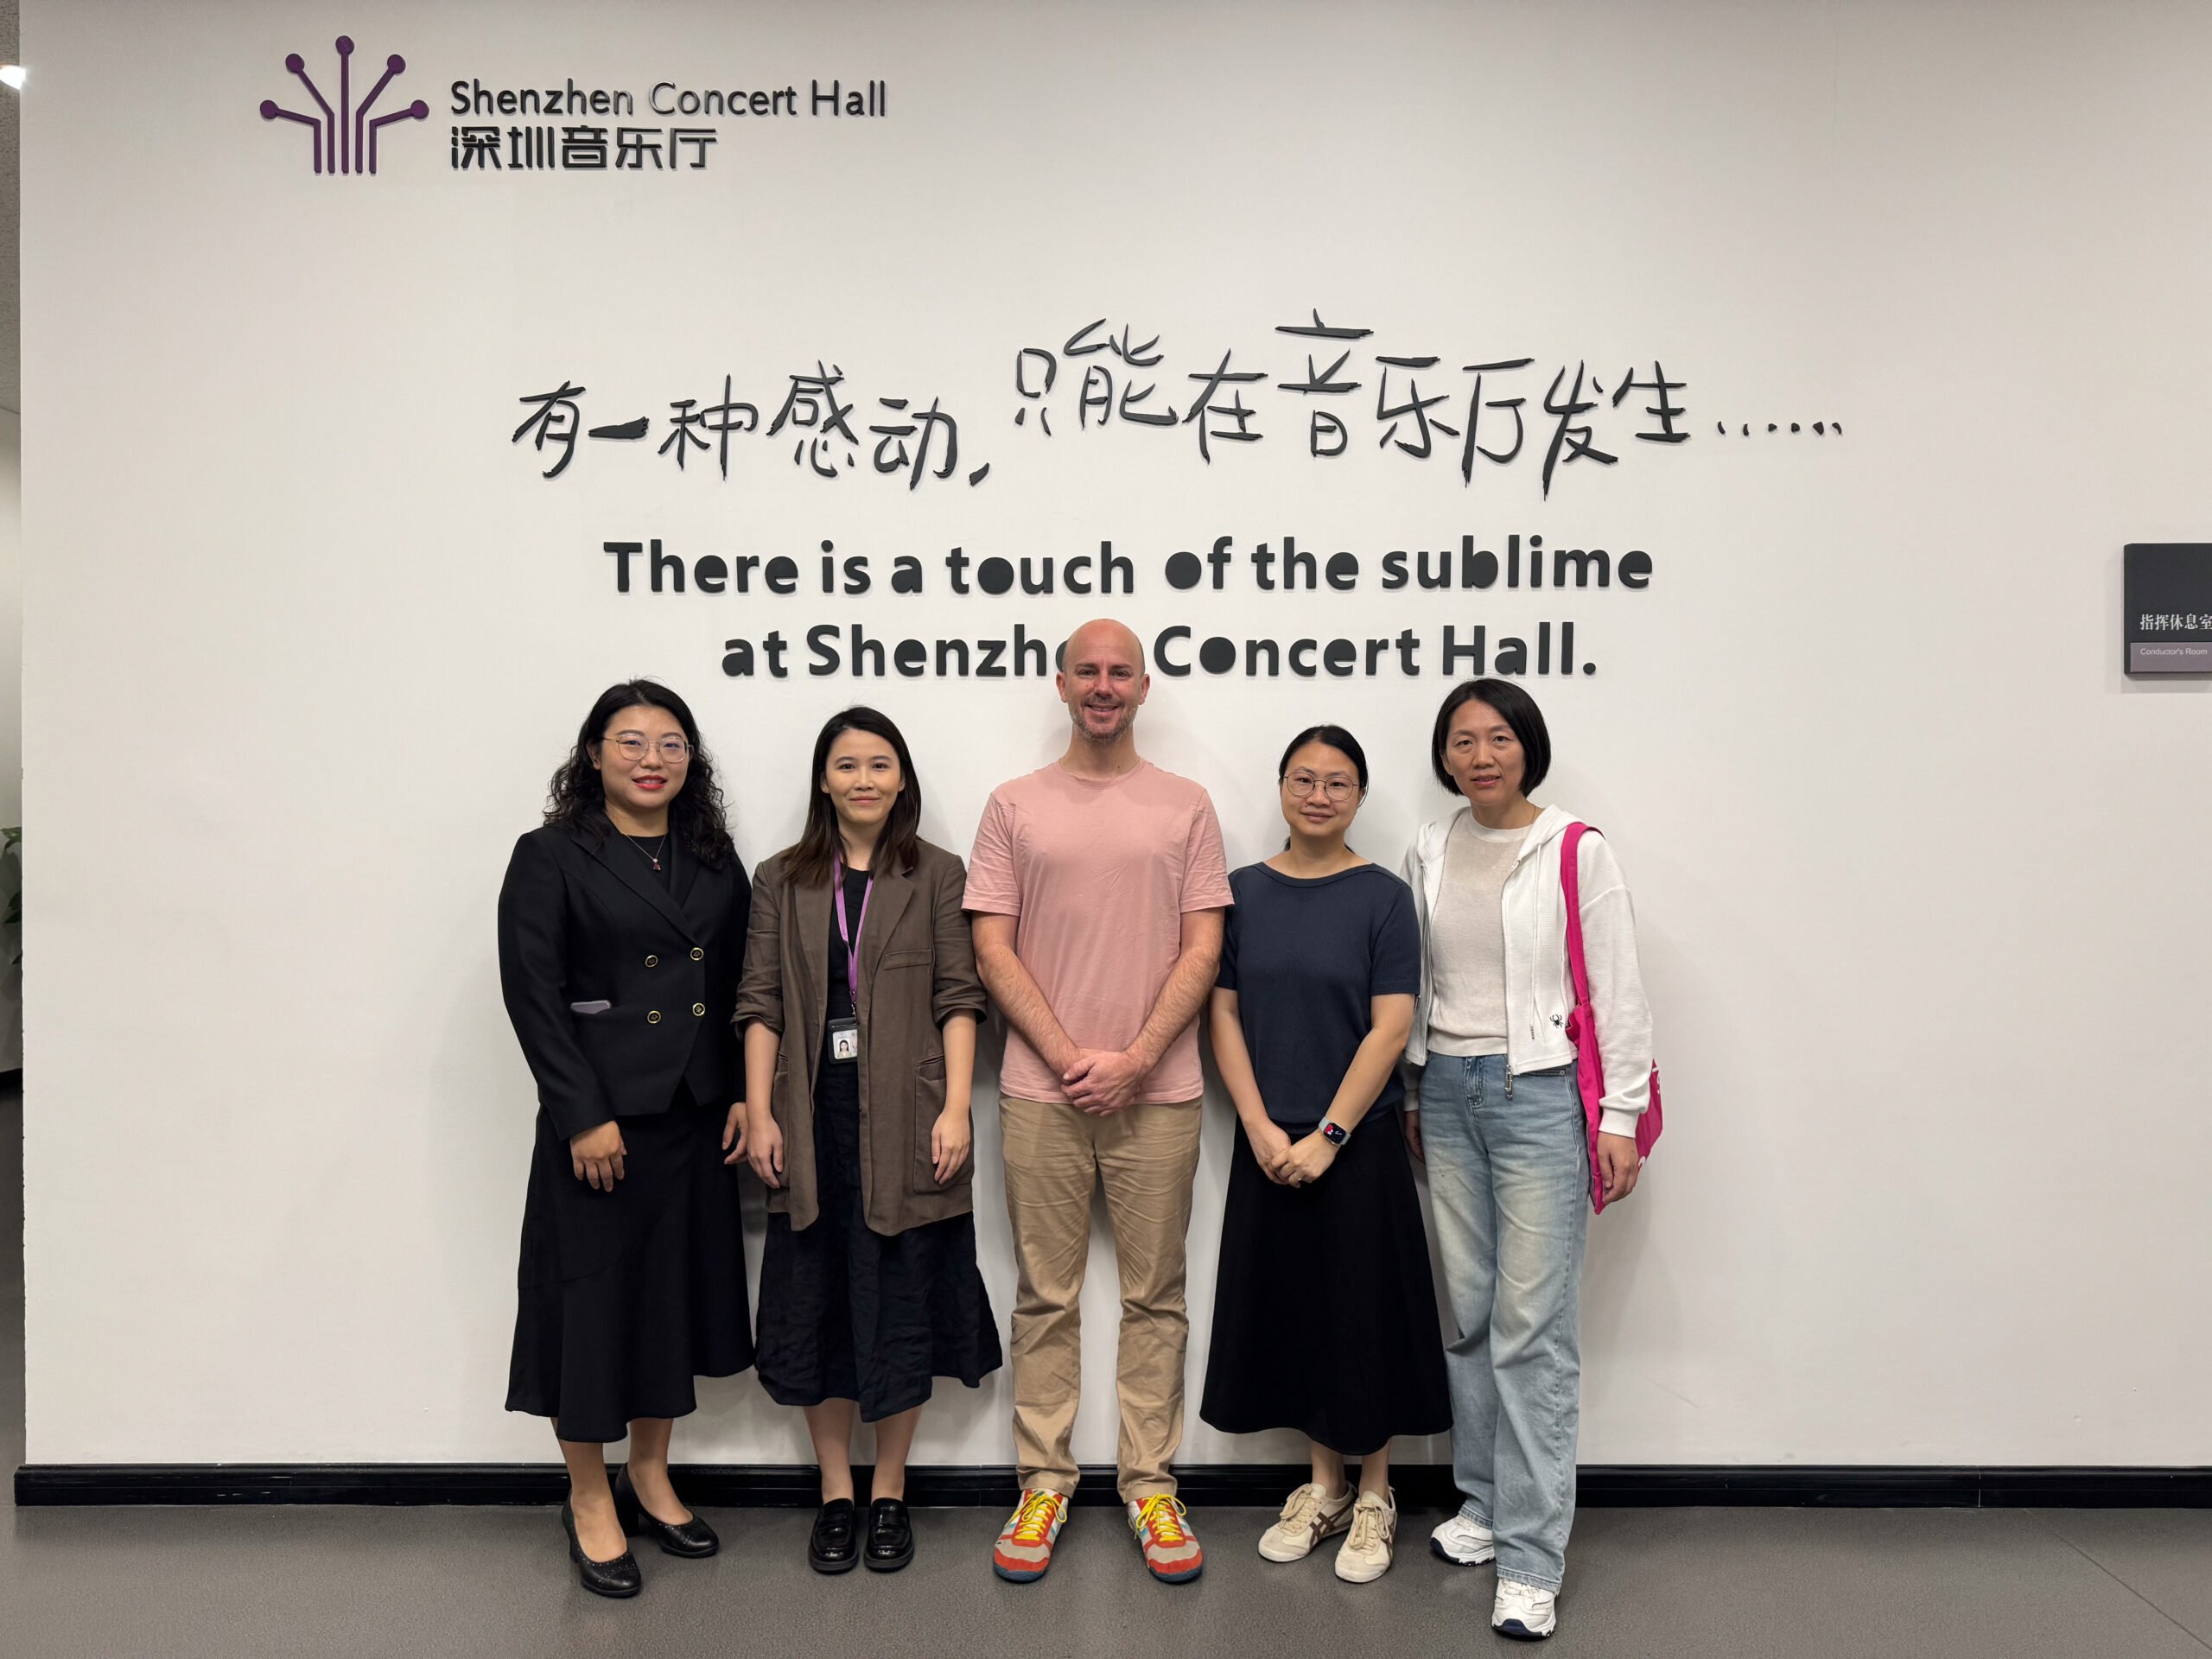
[909,1056,967,1192]
[877,949,930,972]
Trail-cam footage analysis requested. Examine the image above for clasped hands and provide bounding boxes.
[1246,1117,1338,1187]
[1060,1046,1148,1116]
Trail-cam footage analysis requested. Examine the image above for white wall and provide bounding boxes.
[20,0,2212,1468]
[0,409,19,1071]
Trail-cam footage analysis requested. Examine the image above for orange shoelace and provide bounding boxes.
[1135,1494,1190,1545]
[1008,1490,1064,1543]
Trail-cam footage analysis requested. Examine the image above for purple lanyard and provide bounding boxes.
[832,857,874,1006]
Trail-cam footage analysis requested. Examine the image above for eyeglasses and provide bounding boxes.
[1283,772,1357,802]
[602,734,693,764]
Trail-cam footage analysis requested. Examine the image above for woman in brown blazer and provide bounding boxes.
[735,705,1001,1576]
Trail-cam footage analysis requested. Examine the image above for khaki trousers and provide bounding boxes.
[999,1096,1205,1503]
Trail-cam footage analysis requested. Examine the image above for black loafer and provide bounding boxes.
[612,1466,719,1559]
[809,1497,860,1573]
[562,1500,643,1599]
[864,1497,915,1573]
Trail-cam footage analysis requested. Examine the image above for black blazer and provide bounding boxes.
[497,820,753,1141]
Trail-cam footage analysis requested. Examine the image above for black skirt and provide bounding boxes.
[507,1086,753,1443]
[1200,1115,1452,1456]
[753,1054,1001,1422]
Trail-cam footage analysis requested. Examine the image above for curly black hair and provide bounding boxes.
[543,679,737,868]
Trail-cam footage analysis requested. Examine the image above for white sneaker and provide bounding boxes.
[1332,1488,1397,1582]
[1257,1482,1354,1562]
[1493,1579,1558,1641]
[1428,1512,1496,1565]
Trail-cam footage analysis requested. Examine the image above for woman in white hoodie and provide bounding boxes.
[1401,679,1652,1643]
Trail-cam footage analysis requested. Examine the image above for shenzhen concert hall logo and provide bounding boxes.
[258,35,428,175]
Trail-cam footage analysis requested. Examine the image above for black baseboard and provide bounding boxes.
[15,1462,2211,1510]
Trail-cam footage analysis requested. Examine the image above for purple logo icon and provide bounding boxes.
[259,35,428,175]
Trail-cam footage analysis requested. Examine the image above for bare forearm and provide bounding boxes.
[1129,940,1220,1071]
[975,942,1078,1075]
[1319,1028,1409,1134]
[941,1011,979,1112]
[1208,993,1273,1134]
[742,1022,779,1120]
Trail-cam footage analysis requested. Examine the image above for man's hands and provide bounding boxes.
[1063,1047,1149,1115]
[569,1121,627,1190]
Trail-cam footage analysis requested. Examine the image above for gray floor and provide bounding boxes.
[1,1080,2207,1658]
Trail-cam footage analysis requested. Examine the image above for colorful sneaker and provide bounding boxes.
[1430,1512,1497,1565]
[1332,1488,1396,1583]
[1257,1482,1355,1562]
[1128,1494,1205,1583]
[1493,1579,1558,1641]
[992,1488,1069,1583]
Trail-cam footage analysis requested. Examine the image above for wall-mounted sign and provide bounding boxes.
[2124,543,2212,674]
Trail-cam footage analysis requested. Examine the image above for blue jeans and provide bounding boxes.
[1419,1054,1587,1591]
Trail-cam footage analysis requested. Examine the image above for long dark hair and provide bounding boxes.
[543,679,736,868]
[782,706,924,888]
[1429,678,1552,796]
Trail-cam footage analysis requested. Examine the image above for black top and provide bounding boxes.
[824,865,874,1028]
[1217,861,1423,1129]
[495,819,752,1140]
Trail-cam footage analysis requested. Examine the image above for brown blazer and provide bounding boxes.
[734,837,990,1236]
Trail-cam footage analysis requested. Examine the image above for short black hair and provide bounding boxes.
[1429,679,1551,797]
[1276,724,1370,789]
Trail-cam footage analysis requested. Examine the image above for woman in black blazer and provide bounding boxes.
[497,678,753,1599]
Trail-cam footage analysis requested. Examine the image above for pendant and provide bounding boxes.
[651,857,662,871]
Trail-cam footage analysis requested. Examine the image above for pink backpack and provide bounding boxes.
[1560,823,1663,1213]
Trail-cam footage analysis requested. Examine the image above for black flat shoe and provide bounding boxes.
[864,1497,915,1573]
[612,1465,720,1559]
[562,1501,642,1599]
[809,1497,859,1574]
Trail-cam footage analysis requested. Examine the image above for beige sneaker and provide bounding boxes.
[1256,1482,1355,1562]
[1333,1488,1397,1582]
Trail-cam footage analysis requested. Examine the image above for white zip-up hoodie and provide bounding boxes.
[1401,803,1653,1138]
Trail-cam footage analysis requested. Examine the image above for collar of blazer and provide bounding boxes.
[785,855,918,1013]
[569,818,702,944]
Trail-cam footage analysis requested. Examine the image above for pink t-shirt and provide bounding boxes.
[964,760,1233,1104]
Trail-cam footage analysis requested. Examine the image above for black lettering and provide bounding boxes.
[732,554,761,591]
[935,638,970,676]
[1101,542,1135,594]
[1246,638,1281,676]
[763,630,788,677]
[1289,639,1319,677]
[1326,551,1359,591]
[1020,556,1054,595]
[720,638,754,677]
[1619,550,1653,588]
[766,556,798,594]
[976,639,1007,677]
[849,625,886,677]
[807,623,840,675]
[650,539,683,594]
[1154,626,1192,677]
[892,555,925,594]
[604,540,640,592]
[1364,637,1389,673]
[1382,550,1408,589]
[811,78,839,115]
[1441,625,1486,673]
[652,81,677,115]
[1417,548,1451,590]
[843,555,871,594]
[893,639,926,677]
[1066,556,1093,594]
[944,545,970,594]
[1554,547,1609,587]
[1496,634,1529,675]
[694,554,728,594]
[1282,537,1317,590]
[1323,639,1356,676]
[1013,624,1046,677]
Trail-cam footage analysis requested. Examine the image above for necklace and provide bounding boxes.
[620,831,669,873]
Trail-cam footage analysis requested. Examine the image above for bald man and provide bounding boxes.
[965,619,1231,1585]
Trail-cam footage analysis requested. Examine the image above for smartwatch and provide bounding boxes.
[1318,1121,1350,1147]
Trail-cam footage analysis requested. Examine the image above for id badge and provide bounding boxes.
[828,1015,861,1063]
